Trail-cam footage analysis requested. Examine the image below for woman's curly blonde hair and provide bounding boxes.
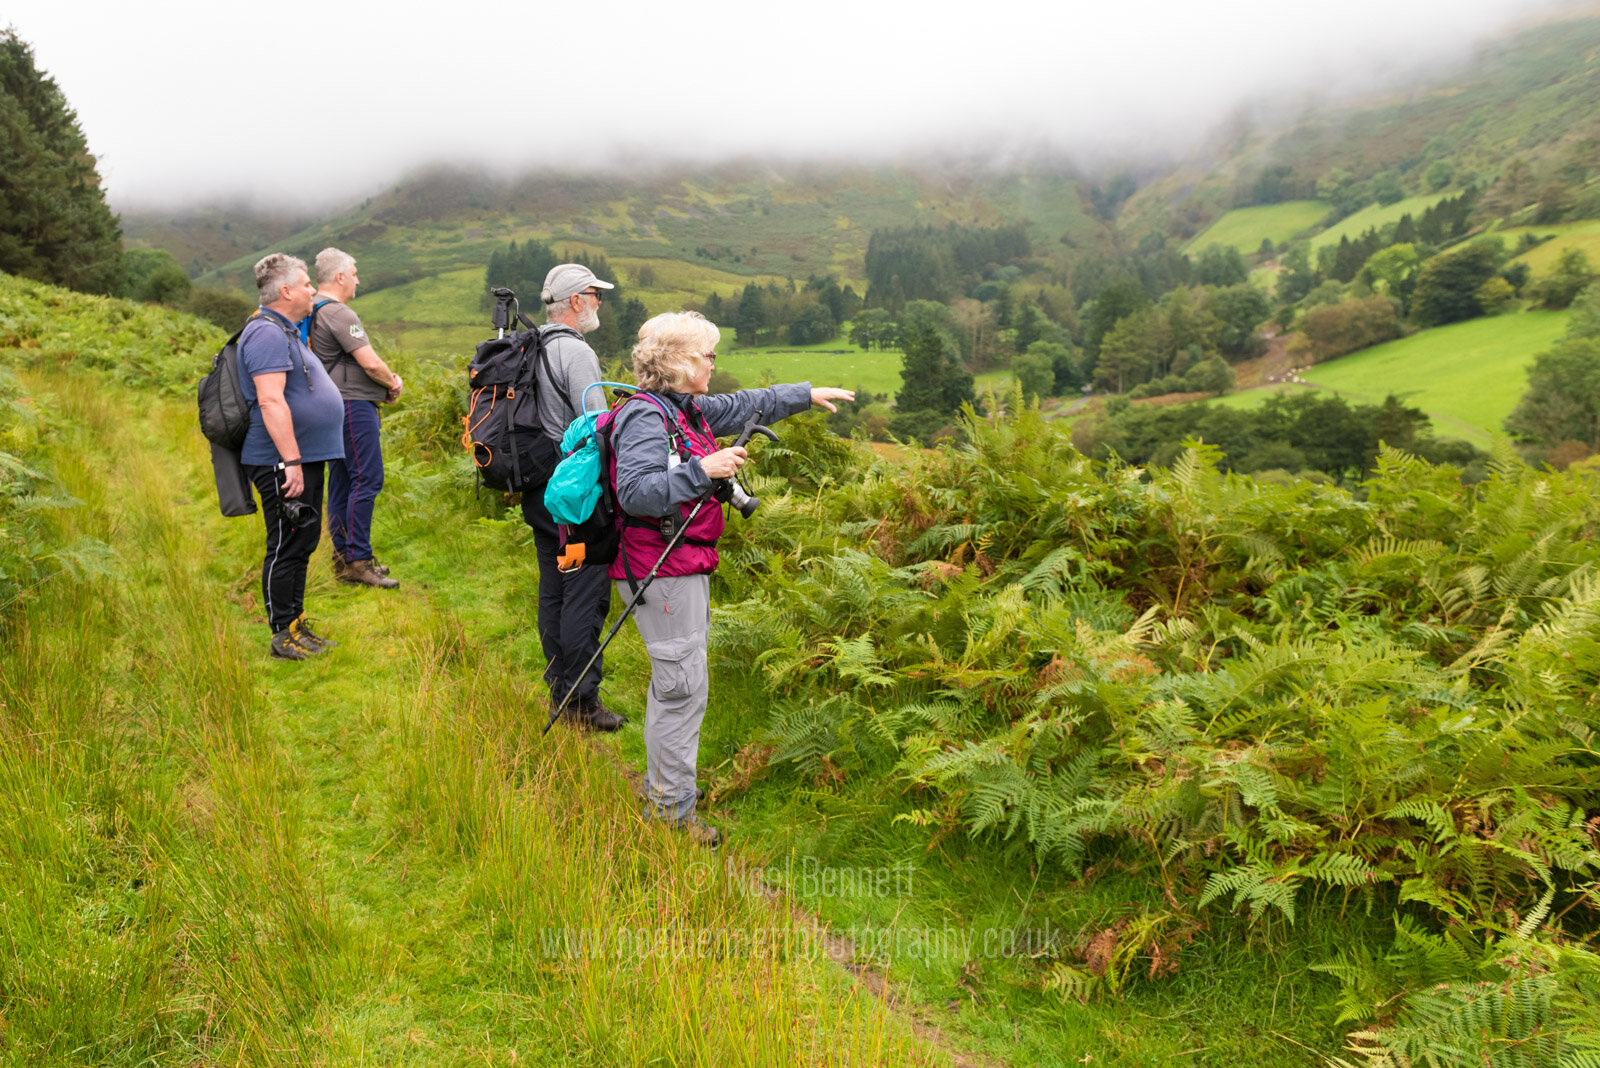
[632,311,719,392]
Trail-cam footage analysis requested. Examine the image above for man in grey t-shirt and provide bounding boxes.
[522,263,624,732]
[310,248,404,590]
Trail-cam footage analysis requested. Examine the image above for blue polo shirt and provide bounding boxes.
[237,308,346,466]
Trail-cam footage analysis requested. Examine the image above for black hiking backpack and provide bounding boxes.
[461,288,558,495]
[197,313,297,450]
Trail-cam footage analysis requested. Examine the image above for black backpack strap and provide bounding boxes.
[507,329,557,492]
[246,310,313,392]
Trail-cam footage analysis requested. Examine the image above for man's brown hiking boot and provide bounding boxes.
[332,551,356,583]
[346,558,399,589]
[292,614,337,653]
[270,626,315,660]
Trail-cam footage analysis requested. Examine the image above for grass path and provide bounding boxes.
[0,369,946,1066]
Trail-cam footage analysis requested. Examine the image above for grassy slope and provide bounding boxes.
[1502,219,1600,277]
[718,344,905,397]
[1120,16,1600,244]
[0,361,944,1066]
[1228,309,1564,443]
[185,165,1104,301]
[1182,200,1329,253]
[1308,192,1457,250]
[1,275,1371,1067]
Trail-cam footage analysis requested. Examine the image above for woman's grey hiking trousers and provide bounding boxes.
[621,574,710,823]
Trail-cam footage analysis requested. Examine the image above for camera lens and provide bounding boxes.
[726,482,759,519]
[280,498,318,527]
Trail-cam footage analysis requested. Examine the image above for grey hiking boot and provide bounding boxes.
[678,814,721,848]
[346,558,399,589]
[270,626,315,661]
[292,614,337,653]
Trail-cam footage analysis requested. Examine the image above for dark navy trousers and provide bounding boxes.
[327,399,384,563]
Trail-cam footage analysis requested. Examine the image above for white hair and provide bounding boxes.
[254,253,307,305]
[315,247,355,286]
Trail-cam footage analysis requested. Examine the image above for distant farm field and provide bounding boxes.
[352,267,483,326]
[716,345,903,396]
[1299,309,1568,441]
[1310,192,1457,250]
[609,258,798,315]
[1502,219,1600,277]
[1184,200,1329,253]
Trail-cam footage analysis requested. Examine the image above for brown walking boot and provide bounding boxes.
[346,557,399,589]
[332,551,358,584]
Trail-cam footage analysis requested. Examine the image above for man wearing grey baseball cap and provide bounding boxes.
[522,263,625,732]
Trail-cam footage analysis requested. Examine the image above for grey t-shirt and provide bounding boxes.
[309,298,388,404]
[535,323,607,446]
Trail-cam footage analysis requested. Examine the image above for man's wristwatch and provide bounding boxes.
[277,458,303,470]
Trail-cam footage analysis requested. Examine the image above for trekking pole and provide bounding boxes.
[542,410,775,737]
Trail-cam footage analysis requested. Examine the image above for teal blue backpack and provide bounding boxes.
[544,382,637,570]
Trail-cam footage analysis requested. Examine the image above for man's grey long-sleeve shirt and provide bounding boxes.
[610,383,812,520]
[535,323,606,447]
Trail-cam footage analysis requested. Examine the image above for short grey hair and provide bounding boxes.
[632,311,719,392]
[254,253,308,305]
[315,247,355,286]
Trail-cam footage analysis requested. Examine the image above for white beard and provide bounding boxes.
[576,306,601,334]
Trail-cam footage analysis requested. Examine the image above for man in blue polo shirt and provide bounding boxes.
[238,253,346,659]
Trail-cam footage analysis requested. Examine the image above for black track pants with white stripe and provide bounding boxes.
[246,461,326,633]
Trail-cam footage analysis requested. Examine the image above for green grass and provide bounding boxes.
[351,266,485,325]
[0,363,942,1066]
[1183,200,1329,254]
[716,345,904,397]
[611,257,828,314]
[1309,192,1457,250]
[1500,218,1600,277]
[1298,308,1568,441]
[1203,384,1299,411]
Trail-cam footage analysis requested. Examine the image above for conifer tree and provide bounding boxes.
[891,301,974,441]
[0,29,122,294]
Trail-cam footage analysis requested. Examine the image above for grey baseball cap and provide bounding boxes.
[541,263,615,304]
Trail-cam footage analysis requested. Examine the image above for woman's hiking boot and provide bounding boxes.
[678,814,721,848]
[346,558,399,589]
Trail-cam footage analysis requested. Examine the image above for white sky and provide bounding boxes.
[5,0,1571,210]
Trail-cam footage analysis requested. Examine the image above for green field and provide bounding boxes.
[716,344,903,396]
[1501,218,1600,277]
[352,266,484,325]
[1204,383,1297,411]
[1309,191,1457,250]
[1183,200,1329,254]
[1296,309,1568,441]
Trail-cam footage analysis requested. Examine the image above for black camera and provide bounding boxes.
[713,477,760,519]
[279,497,318,527]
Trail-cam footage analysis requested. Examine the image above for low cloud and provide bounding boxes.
[5,0,1571,209]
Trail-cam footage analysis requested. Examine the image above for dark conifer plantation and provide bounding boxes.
[0,30,122,295]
